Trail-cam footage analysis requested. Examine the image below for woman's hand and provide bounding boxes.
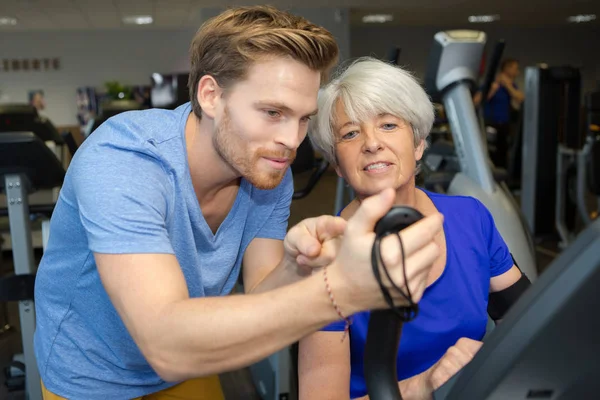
[406,337,483,399]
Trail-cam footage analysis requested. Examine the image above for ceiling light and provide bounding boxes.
[567,14,596,23]
[122,15,153,25]
[0,17,17,26]
[468,14,500,23]
[362,14,393,23]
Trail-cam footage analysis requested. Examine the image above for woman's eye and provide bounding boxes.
[342,131,358,140]
[382,123,398,130]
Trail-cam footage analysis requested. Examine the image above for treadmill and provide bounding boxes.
[0,131,66,400]
[89,100,145,135]
[0,104,64,145]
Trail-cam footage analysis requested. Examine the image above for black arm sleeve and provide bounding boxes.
[487,273,531,322]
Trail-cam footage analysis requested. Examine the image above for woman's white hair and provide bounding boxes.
[309,56,435,167]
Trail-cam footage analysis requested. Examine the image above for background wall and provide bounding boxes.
[0,29,194,125]
[351,24,600,96]
[0,8,350,126]
[1,15,598,126]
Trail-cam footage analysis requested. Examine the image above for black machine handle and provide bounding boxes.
[365,310,405,400]
[364,206,424,400]
[479,40,506,107]
[387,47,402,66]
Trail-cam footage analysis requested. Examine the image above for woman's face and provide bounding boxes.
[333,99,425,198]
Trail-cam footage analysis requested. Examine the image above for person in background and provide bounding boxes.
[30,90,46,113]
[474,58,525,169]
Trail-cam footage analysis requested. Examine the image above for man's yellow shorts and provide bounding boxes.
[41,375,225,400]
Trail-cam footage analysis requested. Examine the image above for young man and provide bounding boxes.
[34,6,444,399]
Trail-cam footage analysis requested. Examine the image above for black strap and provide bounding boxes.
[488,272,531,321]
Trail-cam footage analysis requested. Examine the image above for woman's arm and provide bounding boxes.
[298,330,470,400]
[298,330,351,399]
[490,264,522,292]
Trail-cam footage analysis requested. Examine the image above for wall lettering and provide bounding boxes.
[0,57,61,72]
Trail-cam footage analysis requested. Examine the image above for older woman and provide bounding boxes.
[298,57,531,400]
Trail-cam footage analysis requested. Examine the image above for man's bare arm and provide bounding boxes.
[96,252,339,382]
[95,191,443,384]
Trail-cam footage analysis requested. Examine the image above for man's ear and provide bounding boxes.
[197,75,223,119]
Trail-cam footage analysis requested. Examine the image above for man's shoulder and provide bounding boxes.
[93,102,191,145]
[71,103,192,172]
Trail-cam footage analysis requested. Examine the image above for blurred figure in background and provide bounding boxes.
[475,58,524,169]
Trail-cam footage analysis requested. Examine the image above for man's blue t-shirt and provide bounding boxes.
[33,102,293,399]
[483,83,517,125]
[322,190,514,399]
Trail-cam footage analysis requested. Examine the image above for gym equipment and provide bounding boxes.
[0,104,78,160]
[521,66,581,241]
[476,40,506,158]
[555,90,600,248]
[334,178,355,216]
[241,266,295,400]
[386,47,402,65]
[0,104,63,145]
[1,131,65,399]
[89,100,145,135]
[0,106,71,255]
[433,217,600,399]
[150,72,189,110]
[248,348,294,400]
[291,138,329,200]
[424,30,537,281]
[364,206,423,400]
[419,39,510,194]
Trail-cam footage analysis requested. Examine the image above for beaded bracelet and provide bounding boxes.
[323,266,352,342]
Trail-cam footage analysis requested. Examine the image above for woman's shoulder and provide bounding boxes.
[420,188,482,209]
